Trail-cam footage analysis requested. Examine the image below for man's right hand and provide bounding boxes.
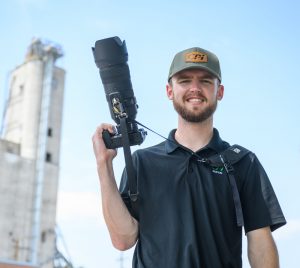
[92,123,118,166]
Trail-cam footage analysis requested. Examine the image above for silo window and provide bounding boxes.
[41,231,46,243]
[46,152,52,162]
[19,84,24,94]
[52,78,58,90]
[48,128,53,137]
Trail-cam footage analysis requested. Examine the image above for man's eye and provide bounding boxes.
[202,79,212,84]
[179,80,189,84]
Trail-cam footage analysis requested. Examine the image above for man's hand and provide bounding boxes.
[92,123,117,166]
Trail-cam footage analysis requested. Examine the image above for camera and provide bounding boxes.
[92,36,146,149]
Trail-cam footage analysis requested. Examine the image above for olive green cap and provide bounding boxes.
[168,47,221,82]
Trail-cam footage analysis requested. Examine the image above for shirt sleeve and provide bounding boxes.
[238,153,286,233]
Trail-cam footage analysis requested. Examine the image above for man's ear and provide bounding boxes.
[217,84,224,100]
[166,83,173,100]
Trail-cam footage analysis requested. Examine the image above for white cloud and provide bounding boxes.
[56,191,103,222]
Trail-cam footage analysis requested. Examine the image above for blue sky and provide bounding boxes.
[1,0,300,267]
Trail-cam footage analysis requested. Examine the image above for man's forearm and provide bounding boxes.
[98,161,138,250]
[247,227,279,268]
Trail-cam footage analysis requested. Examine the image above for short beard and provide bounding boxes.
[173,99,217,123]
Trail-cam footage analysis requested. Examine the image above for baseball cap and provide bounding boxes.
[168,47,221,82]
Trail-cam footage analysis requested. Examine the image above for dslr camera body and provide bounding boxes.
[92,37,146,149]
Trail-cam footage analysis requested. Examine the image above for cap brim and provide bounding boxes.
[168,64,221,82]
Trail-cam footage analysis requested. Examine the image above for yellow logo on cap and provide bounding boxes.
[185,52,208,63]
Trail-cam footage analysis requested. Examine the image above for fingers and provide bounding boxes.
[92,123,118,164]
[92,123,115,142]
[97,123,116,136]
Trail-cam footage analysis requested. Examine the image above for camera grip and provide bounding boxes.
[102,126,146,149]
[102,129,123,149]
[102,130,114,149]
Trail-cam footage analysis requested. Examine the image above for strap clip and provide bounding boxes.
[128,191,139,202]
[220,155,234,173]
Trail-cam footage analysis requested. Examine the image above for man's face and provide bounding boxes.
[166,69,224,123]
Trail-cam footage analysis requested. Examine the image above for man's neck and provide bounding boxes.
[175,117,214,152]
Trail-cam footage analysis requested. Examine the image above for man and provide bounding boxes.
[92,47,286,267]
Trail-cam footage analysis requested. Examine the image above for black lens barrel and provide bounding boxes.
[92,36,137,122]
[93,37,128,68]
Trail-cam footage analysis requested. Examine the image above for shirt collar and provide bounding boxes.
[165,128,227,154]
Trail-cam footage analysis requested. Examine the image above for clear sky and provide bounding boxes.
[1,0,300,267]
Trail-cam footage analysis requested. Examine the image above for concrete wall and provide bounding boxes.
[3,63,65,163]
[46,67,65,165]
[0,140,61,267]
[0,264,36,268]
[0,39,65,268]
[3,60,43,159]
[0,259,37,268]
[0,139,35,261]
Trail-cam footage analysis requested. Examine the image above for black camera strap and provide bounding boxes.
[133,119,248,227]
[119,117,138,203]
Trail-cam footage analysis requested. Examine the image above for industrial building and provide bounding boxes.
[0,39,69,268]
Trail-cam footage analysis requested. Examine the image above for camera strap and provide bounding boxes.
[134,119,248,227]
[119,117,139,203]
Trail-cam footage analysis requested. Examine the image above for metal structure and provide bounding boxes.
[30,40,63,265]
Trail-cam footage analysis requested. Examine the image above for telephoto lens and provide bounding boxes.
[92,36,147,149]
[92,36,137,124]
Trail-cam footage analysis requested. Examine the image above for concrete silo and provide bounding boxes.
[0,38,66,268]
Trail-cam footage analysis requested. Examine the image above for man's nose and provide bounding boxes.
[189,80,202,92]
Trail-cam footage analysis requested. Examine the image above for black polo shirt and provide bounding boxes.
[119,129,286,268]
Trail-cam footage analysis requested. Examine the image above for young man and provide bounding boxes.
[92,47,286,267]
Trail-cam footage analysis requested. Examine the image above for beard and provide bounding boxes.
[172,97,218,123]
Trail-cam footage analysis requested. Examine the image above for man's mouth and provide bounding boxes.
[186,97,206,103]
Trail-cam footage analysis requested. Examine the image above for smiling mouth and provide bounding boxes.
[186,97,206,103]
